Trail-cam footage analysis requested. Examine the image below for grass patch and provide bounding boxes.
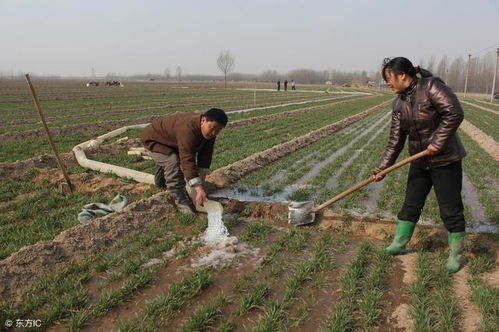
[119,269,212,331]
[239,222,273,245]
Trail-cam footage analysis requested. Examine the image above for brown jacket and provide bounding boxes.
[140,113,215,181]
[378,77,466,170]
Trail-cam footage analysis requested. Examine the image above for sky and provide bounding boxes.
[1,0,498,77]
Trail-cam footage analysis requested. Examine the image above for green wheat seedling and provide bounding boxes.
[256,234,335,331]
[460,131,499,221]
[357,251,391,328]
[237,284,271,316]
[323,242,372,331]
[239,222,273,245]
[469,276,499,331]
[179,295,229,332]
[119,269,213,332]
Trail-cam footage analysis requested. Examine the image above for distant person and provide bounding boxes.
[291,80,296,90]
[140,108,228,214]
[373,57,466,273]
[277,79,281,91]
[284,80,288,91]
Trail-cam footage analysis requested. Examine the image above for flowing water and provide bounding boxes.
[202,200,229,245]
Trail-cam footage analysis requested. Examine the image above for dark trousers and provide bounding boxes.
[398,160,465,232]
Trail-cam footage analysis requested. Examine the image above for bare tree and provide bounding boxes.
[164,68,170,81]
[436,55,448,81]
[176,66,182,82]
[217,51,235,88]
[426,55,437,73]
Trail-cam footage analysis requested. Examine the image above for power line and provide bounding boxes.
[470,42,499,57]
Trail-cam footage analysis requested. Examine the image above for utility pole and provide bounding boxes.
[490,48,499,102]
[463,54,471,99]
[254,80,257,106]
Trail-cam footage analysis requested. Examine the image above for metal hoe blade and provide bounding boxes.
[288,200,315,225]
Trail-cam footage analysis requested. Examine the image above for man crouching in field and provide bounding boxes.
[140,108,228,214]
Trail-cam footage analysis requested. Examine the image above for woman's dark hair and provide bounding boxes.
[203,108,228,126]
[382,57,433,81]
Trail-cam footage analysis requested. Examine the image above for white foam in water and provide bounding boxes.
[202,200,229,246]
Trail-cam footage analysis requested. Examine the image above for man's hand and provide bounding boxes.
[427,144,440,156]
[194,185,207,206]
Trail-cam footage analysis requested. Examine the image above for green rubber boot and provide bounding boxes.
[446,232,465,273]
[382,220,416,255]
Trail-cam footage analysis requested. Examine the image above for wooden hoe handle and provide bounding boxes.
[312,150,430,213]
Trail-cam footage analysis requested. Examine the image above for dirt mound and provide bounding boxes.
[460,120,499,161]
[0,153,75,180]
[0,139,143,180]
[224,199,288,221]
[0,191,176,301]
[33,168,155,196]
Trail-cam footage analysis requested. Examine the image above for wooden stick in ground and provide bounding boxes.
[24,73,74,192]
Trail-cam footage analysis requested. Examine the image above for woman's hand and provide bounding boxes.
[427,144,440,155]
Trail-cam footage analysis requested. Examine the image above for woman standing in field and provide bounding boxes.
[373,57,466,273]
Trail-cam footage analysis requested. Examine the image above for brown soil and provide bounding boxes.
[460,119,499,161]
[454,267,483,331]
[32,168,156,197]
[379,257,411,331]
[207,100,391,188]
[0,138,143,180]
[0,153,72,180]
[224,199,288,221]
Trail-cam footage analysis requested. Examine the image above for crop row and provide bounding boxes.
[0,169,158,259]
[237,110,388,193]
[0,92,352,133]
[0,95,377,163]
[409,243,498,331]
[1,212,211,330]
[462,104,499,141]
[470,98,499,111]
[0,82,341,118]
[0,94,362,135]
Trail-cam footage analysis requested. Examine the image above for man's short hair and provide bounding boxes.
[202,108,228,126]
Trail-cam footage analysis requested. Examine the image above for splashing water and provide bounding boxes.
[202,200,229,246]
